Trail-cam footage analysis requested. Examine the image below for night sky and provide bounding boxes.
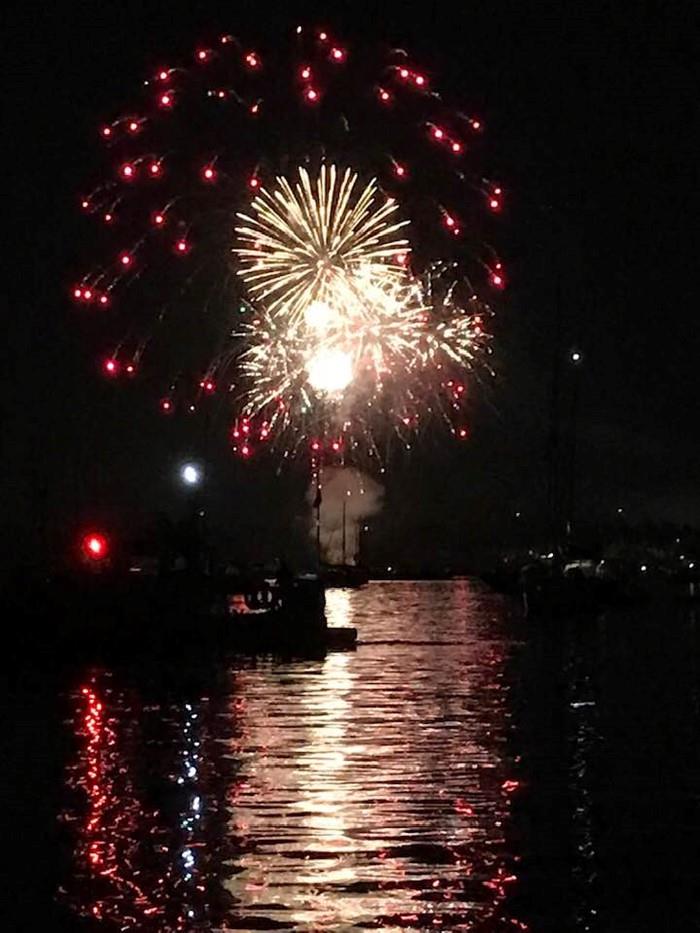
[4,0,697,569]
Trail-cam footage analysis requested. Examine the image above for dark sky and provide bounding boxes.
[4,0,698,567]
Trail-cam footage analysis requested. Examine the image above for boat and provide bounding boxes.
[4,568,357,659]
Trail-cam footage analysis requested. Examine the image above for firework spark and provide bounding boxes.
[235,165,410,325]
[231,168,491,459]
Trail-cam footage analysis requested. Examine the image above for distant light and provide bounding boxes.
[202,165,216,182]
[103,358,119,375]
[82,532,109,561]
[180,463,202,486]
[304,86,320,103]
[570,349,583,364]
[640,564,648,572]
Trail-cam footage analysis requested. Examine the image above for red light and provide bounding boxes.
[331,440,341,452]
[489,198,501,211]
[310,440,321,452]
[120,162,135,180]
[83,288,93,301]
[249,176,260,189]
[471,119,482,130]
[304,87,320,103]
[414,74,426,86]
[245,51,260,69]
[445,215,455,228]
[202,165,216,182]
[395,251,409,265]
[127,120,139,133]
[318,31,329,42]
[103,358,119,376]
[451,141,463,153]
[149,161,162,177]
[160,398,173,413]
[196,48,210,62]
[200,379,215,393]
[152,211,165,226]
[175,238,189,254]
[103,212,113,223]
[378,87,391,103]
[101,126,112,138]
[394,162,407,178]
[399,68,410,79]
[491,272,504,288]
[99,294,109,306]
[159,92,173,108]
[330,47,345,62]
[300,65,312,81]
[157,69,169,81]
[241,444,251,457]
[458,427,468,439]
[249,101,260,114]
[73,287,82,300]
[119,252,132,266]
[260,428,269,440]
[81,199,90,210]
[432,126,444,140]
[82,533,109,561]
[494,187,502,195]
[125,363,135,374]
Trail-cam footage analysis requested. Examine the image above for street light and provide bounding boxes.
[180,462,202,487]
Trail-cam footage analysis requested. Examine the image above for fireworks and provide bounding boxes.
[235,166,409,324]
[72,25,503,468]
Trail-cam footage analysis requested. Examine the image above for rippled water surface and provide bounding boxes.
[10,581,700,931]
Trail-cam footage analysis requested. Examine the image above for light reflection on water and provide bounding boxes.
[58,581,525,929]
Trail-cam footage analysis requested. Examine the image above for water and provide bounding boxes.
[8,581,700,931]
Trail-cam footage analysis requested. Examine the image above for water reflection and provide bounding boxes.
[58,581,527,930]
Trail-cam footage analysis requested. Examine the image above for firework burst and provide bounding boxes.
[72,25,503,468]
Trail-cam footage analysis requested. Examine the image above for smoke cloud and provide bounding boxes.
[308,467,384,565]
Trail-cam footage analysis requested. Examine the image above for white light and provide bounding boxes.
[307,348,353,394]
[640,564,647,572]
[304,300,334,331]
[180,463,201,486]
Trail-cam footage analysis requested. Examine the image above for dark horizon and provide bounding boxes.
[4,0,698,570]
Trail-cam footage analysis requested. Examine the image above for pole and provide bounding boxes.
[315,475,322,569]
[342,498,347,566]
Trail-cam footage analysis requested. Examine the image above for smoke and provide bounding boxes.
[308,467,384,566]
